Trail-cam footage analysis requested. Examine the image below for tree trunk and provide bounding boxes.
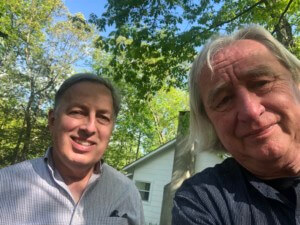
[135,131,141,160]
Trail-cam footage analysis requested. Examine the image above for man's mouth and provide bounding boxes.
[242,123,276,138]
[71,137,95,146]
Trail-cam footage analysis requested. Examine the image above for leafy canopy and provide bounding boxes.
[90,0,300,98]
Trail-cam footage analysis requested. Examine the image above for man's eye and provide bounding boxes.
[97,115,111,124]
[70,110,82,114]
[213,95,233,111]
[255,80,270,88]
[216,95,232,110]
[69,110,85,118]
[250,78,275,93]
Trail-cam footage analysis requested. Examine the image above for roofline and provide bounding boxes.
[123,139,176,171]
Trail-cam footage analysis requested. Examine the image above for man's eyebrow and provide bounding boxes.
[242,65,275,78]
[207,81,231,105]
[205,66,278,105]
[66,103,85,109]
[97,108,112,114]
[66,104,113,115]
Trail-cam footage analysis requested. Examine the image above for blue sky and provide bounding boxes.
[64,0,107,20]
[63,0,108,71]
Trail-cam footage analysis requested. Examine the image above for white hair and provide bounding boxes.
[189,25,300,152]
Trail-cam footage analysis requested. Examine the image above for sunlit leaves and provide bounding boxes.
[91,0,300,99]
[0,0,95,167]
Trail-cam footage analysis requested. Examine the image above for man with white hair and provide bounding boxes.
[172,26,300,224]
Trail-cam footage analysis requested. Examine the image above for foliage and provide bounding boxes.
[93,47,189,170]
[90,0,300,99]
[86,0,300,168]
[0,0,95,167]
[3,0,299,170]
[103,87,189,171]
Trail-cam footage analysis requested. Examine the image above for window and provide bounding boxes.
[135,181,151,201]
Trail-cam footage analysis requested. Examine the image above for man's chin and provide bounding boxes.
[71,159,96,168]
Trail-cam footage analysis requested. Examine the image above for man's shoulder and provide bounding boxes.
[102,163,136,188]
[99,163,140,202]
[0,157,43,178]
[191,157,238,178]
[176,157,242,194]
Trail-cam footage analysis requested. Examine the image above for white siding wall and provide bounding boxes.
[194,151,223,173]
[133,148,174,225]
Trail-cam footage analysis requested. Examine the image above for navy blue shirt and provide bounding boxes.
[172,158,300,225]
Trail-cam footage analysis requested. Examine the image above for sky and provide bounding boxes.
[63,0,108,71]
[64,0,107,20]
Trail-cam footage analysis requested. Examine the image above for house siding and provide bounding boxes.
[194,150,223,173]
[132,147,174,225]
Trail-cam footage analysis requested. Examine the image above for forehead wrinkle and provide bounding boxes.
[207,59,237,104]
[206,64,281,107]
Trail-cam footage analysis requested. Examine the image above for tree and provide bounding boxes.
[143,87,189,151]
[0,0,95,167]
[90,0,300,98]
[93,48,189,170]
[102,86,189,170]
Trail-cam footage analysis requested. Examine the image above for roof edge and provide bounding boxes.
[123,139,176,171]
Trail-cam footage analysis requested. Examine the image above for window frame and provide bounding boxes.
[135,180,151,202]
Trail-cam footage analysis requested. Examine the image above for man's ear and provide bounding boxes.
[48,109,55,131]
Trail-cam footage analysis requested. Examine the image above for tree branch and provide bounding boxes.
[0,31,8,38]
[207,0,266,32]
[271,0,294,35]
[180,0,266,46]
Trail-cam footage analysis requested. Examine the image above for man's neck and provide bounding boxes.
[63,171,93,203]
[239,151,300,180]
[51,151,96,203]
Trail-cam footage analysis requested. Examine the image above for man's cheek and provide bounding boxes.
[61,118,79,131]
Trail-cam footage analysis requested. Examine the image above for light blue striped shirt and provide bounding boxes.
[0,149,144,225]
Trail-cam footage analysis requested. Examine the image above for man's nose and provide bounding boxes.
[236,89,265,122]
[80,116,96,135]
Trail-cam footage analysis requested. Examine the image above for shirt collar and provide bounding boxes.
[44,147,103,175]
[240,165,291,205]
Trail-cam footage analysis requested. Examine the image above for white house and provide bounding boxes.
[123,113,223,225]
[124,140,175,225]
